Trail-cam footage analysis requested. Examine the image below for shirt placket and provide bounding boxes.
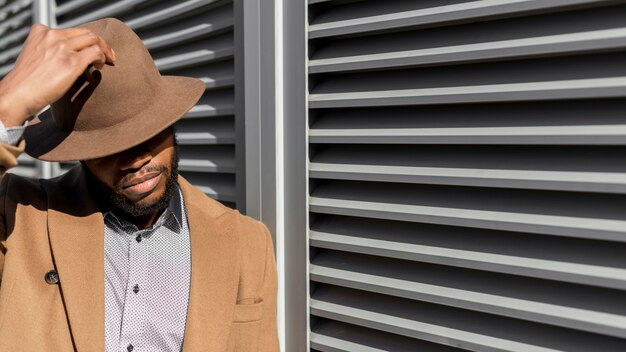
[119,228,150,352]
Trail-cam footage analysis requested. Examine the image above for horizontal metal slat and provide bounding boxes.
[309,77,626,108]
[177,145,234,174]
[154,46,233,72]
[308,124,626,145]
[179,172,235,202]
[166,61,234,90]
[143,18,232,51]
[309,0,613,39]
[184,104,234,118]
[311,333,384,352]
[308,0,333,5]
[189,183,235,202]
[310,28,626,73]
[311,320,458,352]
[311,333,381,352]
[178,158,234,173]
[198,75,233,90]
[126,0,225,30]
[184,92,235,118]
[310,252,626,337]
[171,72,233,90]
[175,115,235,145]
[309,196,626,243]
[309,162,626,193]
[309,231,626,290]
[56,0,103,17]
[175,131,234,145]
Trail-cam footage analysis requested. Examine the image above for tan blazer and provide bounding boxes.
[0,143,279,351]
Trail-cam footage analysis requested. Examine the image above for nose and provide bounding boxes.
[118,144,152,171]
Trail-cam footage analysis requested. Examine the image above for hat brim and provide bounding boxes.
[24,75,204,162]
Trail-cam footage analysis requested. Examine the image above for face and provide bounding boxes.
[83,128,179,219]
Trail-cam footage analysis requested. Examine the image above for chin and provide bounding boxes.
[134,189,166,207]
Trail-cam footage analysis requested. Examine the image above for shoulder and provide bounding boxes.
[0,174,48,239]
[235,211,272,258]
[4,165,86,206]
[178,175,273,255]
[0,173,46,205]
[199,197,272,256]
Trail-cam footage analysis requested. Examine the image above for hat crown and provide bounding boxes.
[51,18,161,132]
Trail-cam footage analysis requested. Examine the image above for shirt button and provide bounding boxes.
[135,235,142,243]
[127,344,134,352]
[133,284,140,294]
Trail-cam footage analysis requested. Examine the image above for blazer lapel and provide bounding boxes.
[179,177,241,352]
[44,168,105,352]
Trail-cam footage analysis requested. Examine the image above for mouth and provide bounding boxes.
[120,171,162,198]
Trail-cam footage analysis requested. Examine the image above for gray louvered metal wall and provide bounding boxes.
[0,0,38,177]
[307,0,626,351]
[0,0,31,77]
[54,0,241,208]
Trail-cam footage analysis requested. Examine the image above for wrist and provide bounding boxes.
[0,89,31,127]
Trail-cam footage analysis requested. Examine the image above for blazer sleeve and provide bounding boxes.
[0,139,27,285]
[258,223,280,352]
[0,173,10,283]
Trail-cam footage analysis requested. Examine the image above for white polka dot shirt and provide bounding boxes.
[104,187,191,352]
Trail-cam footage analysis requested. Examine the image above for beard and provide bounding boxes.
[108,156,179,218]
[85,143,180,220]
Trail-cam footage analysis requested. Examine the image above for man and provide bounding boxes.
[0,18,279,351]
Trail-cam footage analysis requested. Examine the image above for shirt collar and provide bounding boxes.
[167,185,184,230]
[104,184,184,233]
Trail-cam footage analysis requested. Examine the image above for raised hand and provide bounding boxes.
[0,24,116,127]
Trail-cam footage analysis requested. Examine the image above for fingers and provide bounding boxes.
[65,32,99,51]
[61,27,93,38]
[25,25,116,67]
[65,32,116,65]
[76,44,107,71]
[26,25,116,69]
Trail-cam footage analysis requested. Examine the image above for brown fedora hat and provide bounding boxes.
[24,18,204,161]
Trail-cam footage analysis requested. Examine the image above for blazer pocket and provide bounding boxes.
[232,299,264,323]
[227,300,264,351]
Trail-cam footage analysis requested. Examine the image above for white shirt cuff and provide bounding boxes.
[0,119,27,146]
